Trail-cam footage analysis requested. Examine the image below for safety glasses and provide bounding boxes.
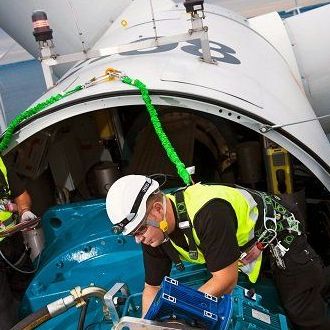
[129,194,166,236]
[130,221,149,236]
[129,207,152,236]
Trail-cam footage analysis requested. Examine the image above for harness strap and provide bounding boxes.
[239,188,302,255]
[162,240,185,271]
[174,190,199,260]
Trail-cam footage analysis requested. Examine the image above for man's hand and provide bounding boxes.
[198,260,238,297]
[20,210,37,222]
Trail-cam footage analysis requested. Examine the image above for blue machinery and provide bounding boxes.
[20,200,289,329]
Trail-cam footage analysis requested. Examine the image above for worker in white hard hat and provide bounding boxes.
[106,174,330,329]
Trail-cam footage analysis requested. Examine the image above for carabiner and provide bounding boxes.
[105,67,125,80]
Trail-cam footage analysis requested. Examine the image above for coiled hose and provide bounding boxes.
[10,286,107,330]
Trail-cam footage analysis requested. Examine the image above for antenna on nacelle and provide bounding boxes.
[32,0,215,89]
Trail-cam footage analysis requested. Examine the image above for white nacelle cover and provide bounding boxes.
[4,1,330,189]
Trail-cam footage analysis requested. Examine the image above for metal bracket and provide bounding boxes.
[37,5,216,88]
[104,282,129,325]
[70,286,86,308]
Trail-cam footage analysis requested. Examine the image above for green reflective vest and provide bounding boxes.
[167,183,262,283]
[0,157,14,241]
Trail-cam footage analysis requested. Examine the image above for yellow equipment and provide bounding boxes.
[265,146,293,194]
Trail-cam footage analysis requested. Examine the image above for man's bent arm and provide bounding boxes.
[14,190,32,216]
[198,260,238,296]
[142,283,160,316]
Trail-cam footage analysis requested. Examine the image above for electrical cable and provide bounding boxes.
[77,298,90,330]
[13,249,28,266]
[148,173,168,188]
[0,247,40,274]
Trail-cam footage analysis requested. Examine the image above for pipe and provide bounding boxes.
[10,286,107,330]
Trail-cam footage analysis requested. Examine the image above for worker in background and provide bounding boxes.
[0,157,37,330]
[106,175,330,330]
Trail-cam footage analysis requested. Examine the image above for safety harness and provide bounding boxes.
[159,189,200,272]
[162,186,303,272]
[249,190,302,269]
[175,190,199,261]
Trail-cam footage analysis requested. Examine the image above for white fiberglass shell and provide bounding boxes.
[4,2,330,189]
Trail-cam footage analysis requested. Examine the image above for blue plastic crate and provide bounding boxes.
[145,276,232,329]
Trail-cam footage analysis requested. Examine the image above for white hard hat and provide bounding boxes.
[106,175,159,235]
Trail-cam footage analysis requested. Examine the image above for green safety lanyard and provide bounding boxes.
[0,85,83,152]
[0,70,192,185]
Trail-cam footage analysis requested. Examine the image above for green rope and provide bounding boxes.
[0,72,191,185]
[122,76,192,185]
[0,85,83,152]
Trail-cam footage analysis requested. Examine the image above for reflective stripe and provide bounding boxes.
[237,189,258,222]
[237,189,259,242]
[239,254,263,283]
[0,215,16,242]
[0,214,15,227]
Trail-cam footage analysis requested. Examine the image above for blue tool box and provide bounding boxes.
[230,286,289,330]
[144,276,232,329]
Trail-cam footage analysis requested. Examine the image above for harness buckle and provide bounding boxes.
[257,228,277,249]
[189,250,198,260]
[274,240,289,257]
[270,244,286,270]
[264,211,277,231]
[178,221,190,229]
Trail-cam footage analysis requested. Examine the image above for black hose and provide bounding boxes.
[77,299,90,330]
[10,306,51,330]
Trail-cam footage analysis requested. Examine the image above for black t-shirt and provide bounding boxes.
[142,198,241,286]
[7,170,25,198]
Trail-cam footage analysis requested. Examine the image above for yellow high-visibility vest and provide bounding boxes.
[167,183,262,283]
[0,157,14,241]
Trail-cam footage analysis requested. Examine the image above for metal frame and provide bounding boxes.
[38,10,215,88]
[113,316,198,329]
